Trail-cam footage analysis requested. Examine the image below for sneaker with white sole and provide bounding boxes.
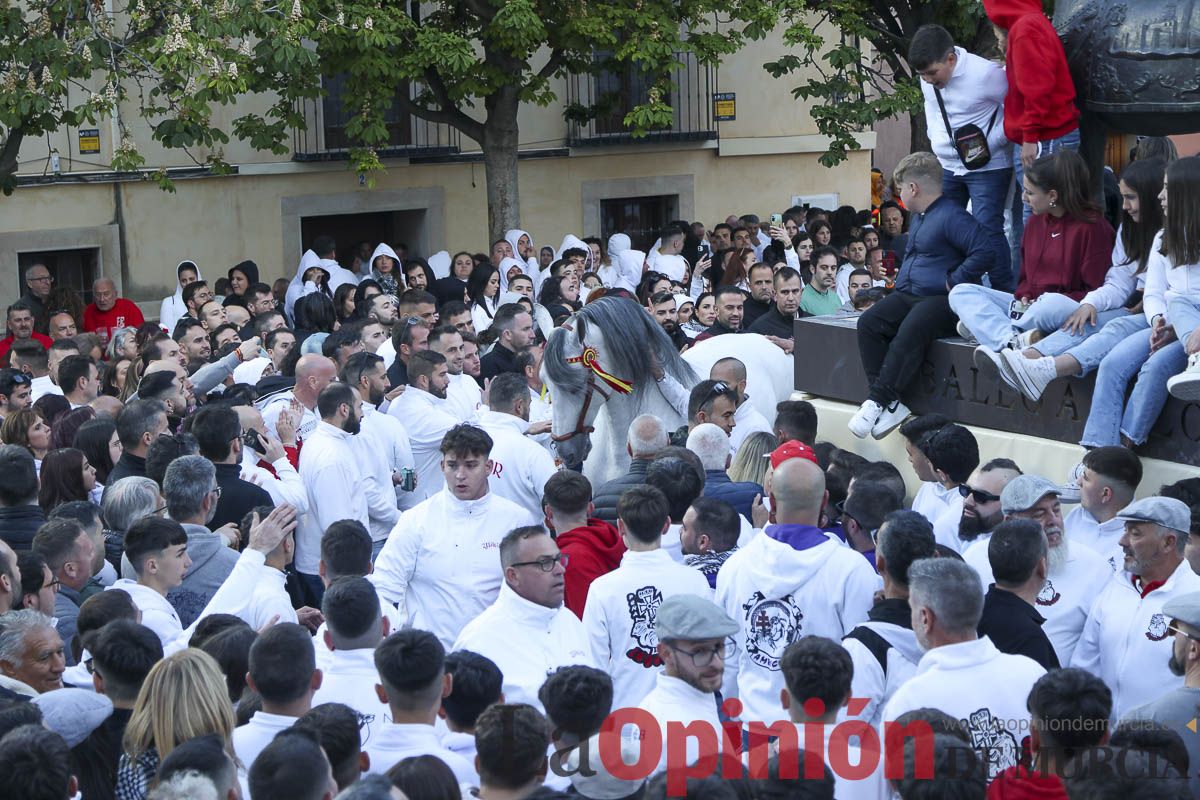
[1001,349,1057,402]
[1167,352,1200,402]
[871,400,911,439]
[956,321,975,342]
[848,400,884,439]
[973,345,1015,389]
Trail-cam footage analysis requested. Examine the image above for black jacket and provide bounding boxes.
[106,452,147,487]
[591,458,651,526]
[209,462,274,531]
[977,586,1060,670]
[386,357,409,390]
[749,305,807,338]
[480,342,520,381]
[741,296,771,329]
[0,504,46,551]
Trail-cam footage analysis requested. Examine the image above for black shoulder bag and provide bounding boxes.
[934,86,998,171]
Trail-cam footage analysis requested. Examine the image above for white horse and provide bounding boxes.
[542,296,794,483]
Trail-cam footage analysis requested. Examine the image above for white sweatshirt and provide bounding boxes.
[476,410,559,520]
[386,387,458,502]
[370,490,538,648]
[313,597,404,671]
[240,449,309,514]
[582,548,713,712]
[354,405,402,541]
[715,526,880,726]
[881,637,1045,782]
[1070,559,1200,720]
[920,47,1011,176]
[730,401,772,459]
[366,723,478,784]
[297,422,370,575]
[357,401,418,512]
[445,373,483,423]
[1064,506,1124,571]
[311,647,393,749]
[453,582,594,712]
[633,672,727,772]
[259,391,318,444]
[243,567,299,630]
[1079,231,1145,312]
[931,494,966,553]
[107,580,182,646]
[1142,229,1200,323]
[840,607,924,729]
[911,482,959,529]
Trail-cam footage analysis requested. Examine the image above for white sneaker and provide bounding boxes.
[1167,352,1200,402]
[848,400,883,439]
[871,400,911,439]
[956,321,976,342]
[973,345,1013,389]
[1001,349,1056,401]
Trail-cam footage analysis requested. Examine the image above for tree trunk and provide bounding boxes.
[482,88,521,244]
[909,108,931,154]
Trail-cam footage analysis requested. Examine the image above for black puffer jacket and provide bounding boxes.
[590,458,651,526]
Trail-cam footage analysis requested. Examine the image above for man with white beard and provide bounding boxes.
[955,458,1021,556]
[1063,446,1141,571]
[965,474,1109,665]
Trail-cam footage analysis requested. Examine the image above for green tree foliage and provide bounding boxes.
[0,0,321,193]
[765,0,995,166]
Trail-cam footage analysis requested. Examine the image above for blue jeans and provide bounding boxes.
[372,537,387,560]
[1025,298,1130,358]
[1081,322,1186,447]
[1011,129,1081,270]
[943,167,1014,283]
[1057,313,1148,376]
[1169,296,1200,343]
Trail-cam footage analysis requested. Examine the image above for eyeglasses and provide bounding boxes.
[835,500,878,542]
[668,638,737,667]
[509,553,570,572]
[700,381,734,411]
[209,485,223,499]
[958,484,1001,504]
[154,504,168,516]
[46,577,61,593]
[28,275,53,284]
[1168,621,1200,642]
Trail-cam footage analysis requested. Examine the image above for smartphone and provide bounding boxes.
[770,213,783,226]
[242,429,266,455]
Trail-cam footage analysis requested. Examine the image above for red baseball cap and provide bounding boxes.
[766,441,818,469]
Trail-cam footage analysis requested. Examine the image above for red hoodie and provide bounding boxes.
[983,0,1078,145]
[556,518,626,619]
[987,766,1068,799]
[1016,212,1114,301]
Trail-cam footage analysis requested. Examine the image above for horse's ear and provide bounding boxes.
[575,316,587,340]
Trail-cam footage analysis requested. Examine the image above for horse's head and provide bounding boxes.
[541,314,624,468]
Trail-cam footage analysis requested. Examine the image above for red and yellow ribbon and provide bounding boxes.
[566,346,634,394]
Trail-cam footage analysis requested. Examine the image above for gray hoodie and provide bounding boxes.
[167,523,240,627]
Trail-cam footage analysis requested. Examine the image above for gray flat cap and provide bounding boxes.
[656,594,739,642]
[1164,591,1200,630]
[1115,496,1192,535]
[1001,474,1061,515]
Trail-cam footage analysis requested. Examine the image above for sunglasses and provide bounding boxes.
[958,484,1001,504]
[700,380,735,410]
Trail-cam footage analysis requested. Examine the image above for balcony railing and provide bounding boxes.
[566,51,716,146]
[292,76,461,161]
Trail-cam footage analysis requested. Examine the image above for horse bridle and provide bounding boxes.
[549,321,624,444]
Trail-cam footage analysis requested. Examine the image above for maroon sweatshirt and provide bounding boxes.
[1016,212,1114,302]
[556,518,625,619]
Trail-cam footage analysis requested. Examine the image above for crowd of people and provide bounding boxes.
[0,3,1199,799]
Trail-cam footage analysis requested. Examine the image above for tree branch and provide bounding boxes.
[535,49,565,82]
[0,127,27,182]
[420,67,485,140]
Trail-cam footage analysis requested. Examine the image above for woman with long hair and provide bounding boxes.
[293,292,338,351]
[538,275,581,324]
[710,247,755,290]
[73,416,120,486]
[636,272,672,307]
[157,261,200,334]
[333,282,357,324]
[352,279,383,321]
[38,447,98,511]
[1001,158,1167,396]
[1,408,50,468]
[729,431,778,486]
[50,406,95,451]
[369,243,403,295]
[951,150,1115,377]
[807,218,833,247]
[432,251,475,306]
[223,260,259,308]
[119,649,238,800]
[683,291,716,338]
[467,264,501,333]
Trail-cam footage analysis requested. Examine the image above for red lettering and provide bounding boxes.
[748,721,798,779]
[828,719,881,781]
[599,708,659,782]
[884,720,935,780]
[665,720,719,796]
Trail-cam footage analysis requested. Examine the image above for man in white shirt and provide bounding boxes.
[632,593,740,772]
[429,325,482,422]
[454,526,593,711]
[439,650,504,768]
[259,353,335,443]
[368,293,400,369]
[643,224,689,283]
[372,424,539,647]
[9,340,57,403]
[882,558,1046,782]
[367,628,478,783]
[233,404,309,514]
[708,358,772,458]
[234,623,323,776]
[717,457,880,733]
[776,637,889,800]
[106,516,192,647]
[386,349,458,502]
[242,505,301,631]
[1071,496,1200,720]
[1064,446,1141,571]
[58,355,100,410]
[312,520,404,670]
[898,415,957,526]
[297,382,370,605]
[842,510,936,729]
[477,373,558,518]
[966,474,1110,665]
[311,576,393,749]
[952,459,1021,560]
[340,353,404,551]
[583,485,712,712]
[909,24,1012,274]
[910,423,978,552]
